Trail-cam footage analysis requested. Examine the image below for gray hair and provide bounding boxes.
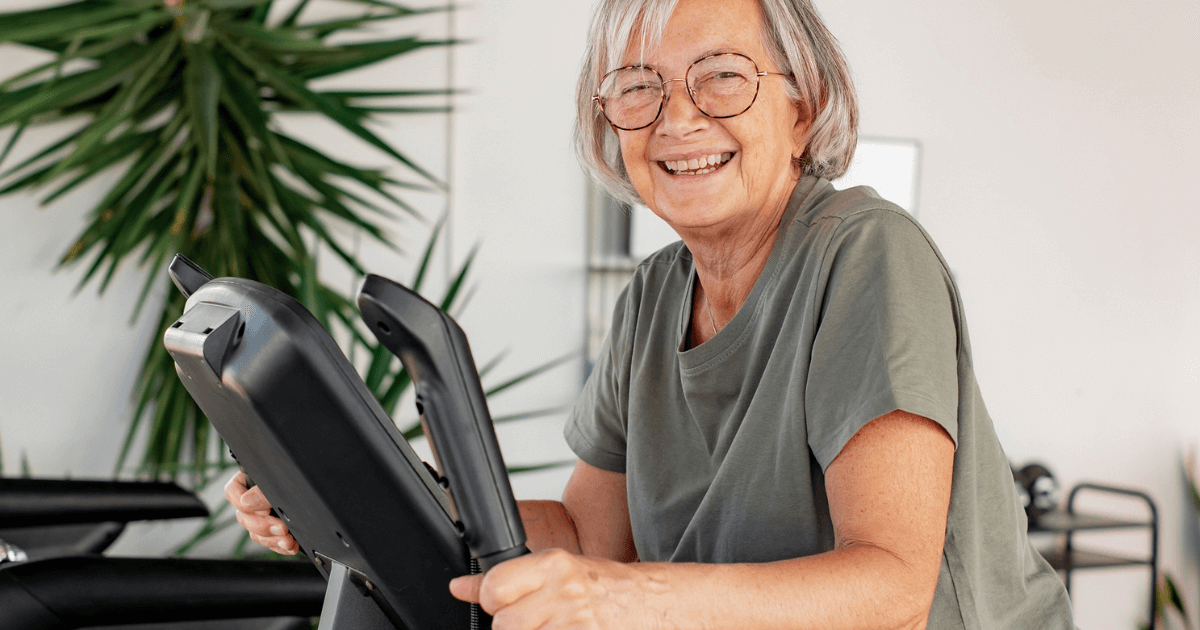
[573,0,859,206]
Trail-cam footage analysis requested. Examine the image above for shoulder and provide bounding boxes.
[632,240,691,283]
[600,240,692,352]
[615,241,693,315]
[798,183,919,234]
[788,182,947,275]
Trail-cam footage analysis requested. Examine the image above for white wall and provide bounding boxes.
[817,1,1200,626]
[1,0,1197,627]
[443,0,592,501]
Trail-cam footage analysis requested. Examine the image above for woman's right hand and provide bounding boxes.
[224,470,298,555]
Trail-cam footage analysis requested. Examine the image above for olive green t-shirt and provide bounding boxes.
[565,177,1074,628]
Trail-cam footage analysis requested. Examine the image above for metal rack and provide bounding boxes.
[1029,482,1158,629]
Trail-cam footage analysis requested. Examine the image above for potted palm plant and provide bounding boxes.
[0,0,566,554]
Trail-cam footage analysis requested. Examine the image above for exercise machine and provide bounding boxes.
[162,255,529,630]
[0,478,324,629]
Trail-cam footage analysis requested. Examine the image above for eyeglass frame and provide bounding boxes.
[592,52,793,131]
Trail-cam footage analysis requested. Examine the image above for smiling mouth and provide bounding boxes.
[660,152,733,176]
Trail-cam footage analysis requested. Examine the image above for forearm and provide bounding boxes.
[516,460,637,562]
[517,497,638,562]
[518,500,582,554]
[615,545,935,630]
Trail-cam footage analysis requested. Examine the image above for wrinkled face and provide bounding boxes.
[614,0,808,233]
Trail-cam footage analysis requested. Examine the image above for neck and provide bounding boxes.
[693,226,775,308]
[682,201,787,346]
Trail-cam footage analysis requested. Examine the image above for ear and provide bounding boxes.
[791,106,812,163]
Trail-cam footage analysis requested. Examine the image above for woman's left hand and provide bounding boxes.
[449,548,653,630]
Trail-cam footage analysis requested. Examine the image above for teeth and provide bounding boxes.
[665,152,732,175]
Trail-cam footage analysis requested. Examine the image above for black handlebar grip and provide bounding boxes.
[356,275,528,570]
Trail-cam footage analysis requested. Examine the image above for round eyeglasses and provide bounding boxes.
[593,52,791,131]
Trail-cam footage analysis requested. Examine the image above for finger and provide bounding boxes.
[223,471,248,507]
[236,510,298,555]
[449,574,483,604]
[273,537,298,555]
[236,484,272,513]
[249,532,298,555]
[224,470,272,513]
[489,581,562,630]
[234,507,289,538]
[474,551,561,614]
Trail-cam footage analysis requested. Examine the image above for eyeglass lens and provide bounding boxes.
[598,53,761,130]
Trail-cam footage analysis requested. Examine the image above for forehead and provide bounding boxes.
[618,0,769,69]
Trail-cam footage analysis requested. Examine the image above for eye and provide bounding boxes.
[697,70,747,84]
[620,82,656,96]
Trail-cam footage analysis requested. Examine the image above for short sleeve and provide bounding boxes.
[805,208,959,471]
[564,288,634,474]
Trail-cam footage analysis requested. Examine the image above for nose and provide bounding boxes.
[657,78,707,136]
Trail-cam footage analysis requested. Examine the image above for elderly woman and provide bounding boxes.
[228,0,1076,627]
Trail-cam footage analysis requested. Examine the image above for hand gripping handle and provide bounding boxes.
[356,275,528,571]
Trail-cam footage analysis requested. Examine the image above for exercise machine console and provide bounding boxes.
[163,255,528,630]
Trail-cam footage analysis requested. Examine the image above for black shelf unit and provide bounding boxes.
[1029,482,1158,628]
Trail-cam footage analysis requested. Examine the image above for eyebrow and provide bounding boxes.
[622,48,743,71]
[692,48,735,61]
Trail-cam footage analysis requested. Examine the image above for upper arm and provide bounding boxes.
[805,211,959,471]
[561,459,638,562]
[825,410,954,598]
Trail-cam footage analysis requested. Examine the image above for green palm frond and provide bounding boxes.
[0,0,459,485]
[3,4,572,563]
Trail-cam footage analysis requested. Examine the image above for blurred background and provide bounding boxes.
[1,0,1197,628]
